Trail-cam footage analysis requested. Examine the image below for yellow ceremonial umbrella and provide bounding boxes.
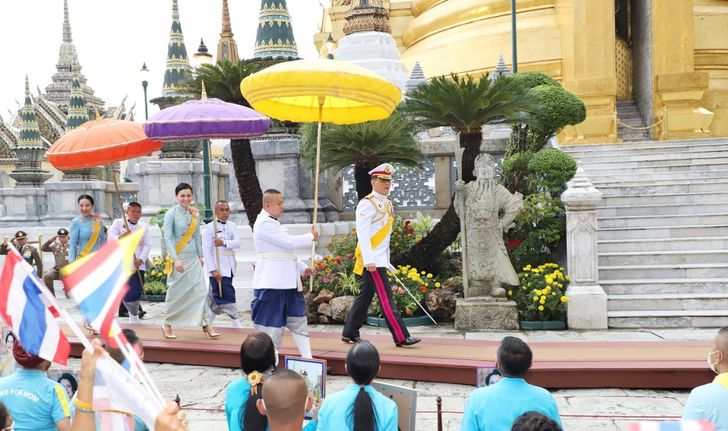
[241,58,402,289]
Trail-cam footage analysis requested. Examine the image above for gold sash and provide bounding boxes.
[353,208,394,276]
[164,214,199,276]
[78,216,101,258]
[716,372,728,390]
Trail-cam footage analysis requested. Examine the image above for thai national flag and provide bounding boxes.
[627,421,715,431]
[0,247,71,365]
[62,229,143,348]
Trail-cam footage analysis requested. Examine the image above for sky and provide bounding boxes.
[0,0,329,122]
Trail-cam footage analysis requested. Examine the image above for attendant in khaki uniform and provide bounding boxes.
[342,163,421,347]
[203,200,243,327]
[108,202,151,324]
[40,228,70,295]
[1,231,43,276]
[252,189,318,358]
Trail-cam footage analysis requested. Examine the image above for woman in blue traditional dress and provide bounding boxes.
[69,194,106,262]
[161,183,219,339]
[69,194,106,334]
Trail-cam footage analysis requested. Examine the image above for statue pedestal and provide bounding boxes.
[454,297,519,330]
[0,187,48,226]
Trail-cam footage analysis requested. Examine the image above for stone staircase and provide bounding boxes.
[617,100,651,142]
[563,138,728,328]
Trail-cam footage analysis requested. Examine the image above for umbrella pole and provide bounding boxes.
[206,139,223,298]
[112,171,146,296]
[309,96,324,292]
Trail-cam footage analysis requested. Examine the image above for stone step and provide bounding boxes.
[585,161,728,175]
[599,250,728,266]
[566,143,728,159]
[607,310,728,328]
[601,278,728,295]
[596,180,728,197]
[608,293,728,312]
[588,169,728,184]
[600,263,728,280]
[599,237,728,253]
[599,224,728,240]
[619,134,652,142]
[573,148,728,165]
[562,137,728,153]
[580,156,728,169]
[598,213,728,229]
[601,191,728,207]
[598,202,728,216]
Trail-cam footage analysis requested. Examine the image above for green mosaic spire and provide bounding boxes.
[18,76,43,149]
[66,64,89,130]
[162,0,192,97]
[253,0,298,60]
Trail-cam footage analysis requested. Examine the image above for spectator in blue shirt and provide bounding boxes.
[683,327,728,430]
[316,341,397,431]
[461,337,561,431]
[258,369,315,431]
[0,341,71,431]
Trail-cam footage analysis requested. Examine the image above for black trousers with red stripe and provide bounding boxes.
[343,267,411,344]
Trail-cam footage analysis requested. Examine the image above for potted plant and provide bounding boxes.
[143,256,168,302]
[509,263,569,330]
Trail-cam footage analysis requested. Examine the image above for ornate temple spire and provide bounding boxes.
[253,0,298,61]
[11,77,52,186]
[406,61,427,94]
[343,0,390,35]
[162,0,192,97]
[217,0,240,62]
[489,55,512,81]
[66,65,89,130]
[44,0,104,115]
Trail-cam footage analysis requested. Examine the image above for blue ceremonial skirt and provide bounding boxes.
[125,270,144,302]
[251,289,306,328]
[209,276,236,304]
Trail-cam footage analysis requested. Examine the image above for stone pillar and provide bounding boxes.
[42,181,110,226]
[0,188,47,226]
[560,166,607,329]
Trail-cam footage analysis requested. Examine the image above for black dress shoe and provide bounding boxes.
[118,304,129,318]
[395,337,421,347]
[341,336,361,344]
[138,305,146,319]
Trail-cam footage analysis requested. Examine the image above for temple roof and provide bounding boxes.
[162,0,192,97]
[344,0,390,35]
[17,77,44,150]
[44,0,105,115]
[253,0,299,61]
[217,0,240,63]
[406,61,427,94]
[66,65,89,130]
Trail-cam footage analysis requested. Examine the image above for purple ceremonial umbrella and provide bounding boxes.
[143,97,271,140]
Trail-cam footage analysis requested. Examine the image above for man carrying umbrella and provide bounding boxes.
[108,202,151,324]
[342,164,421,347]
[203,200,242,328]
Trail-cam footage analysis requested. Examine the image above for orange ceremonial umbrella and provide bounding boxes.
[47,119,163,170]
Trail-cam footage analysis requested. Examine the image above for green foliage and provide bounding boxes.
[410,212,436,238]
[181,60,259,106]
[513,72,561,89]
[374,265,443,318]
[501,151,534,196]
[144,256,168,295]
[510,263,569,321]
[527,149,577,194]
[529,84,587,137]
[506,193,565,270]
[144,281,167,296]
[299,111,423,171]
[402,73,543,133]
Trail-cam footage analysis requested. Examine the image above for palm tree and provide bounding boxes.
[182,60,263,228]
[300,111,424,200]
[397,73,541,270]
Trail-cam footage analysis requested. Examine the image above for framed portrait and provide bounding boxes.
[371,381,417,431]
[476,367,502,388]
[47,369,80,399]
[284,356,327,420]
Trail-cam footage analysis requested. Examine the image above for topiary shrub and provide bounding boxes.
[529,84,587,138]
[501,151,534,195]
[513,72,561,89]
[527,149,577,194]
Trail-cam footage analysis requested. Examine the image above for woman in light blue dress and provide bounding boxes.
[316,341,398,431]
[69,194,106,262]
[161,183,219,339]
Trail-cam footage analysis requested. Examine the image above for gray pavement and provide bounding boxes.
[50,294,709,430]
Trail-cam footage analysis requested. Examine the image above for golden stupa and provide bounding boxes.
[318,0,728,144]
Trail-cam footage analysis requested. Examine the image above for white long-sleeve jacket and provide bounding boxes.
[356,191,395,271]
[108,218,151,270]
[252,209,313,290]
[202,219,241,277]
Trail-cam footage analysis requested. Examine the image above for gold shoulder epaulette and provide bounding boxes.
[365,194,374,200]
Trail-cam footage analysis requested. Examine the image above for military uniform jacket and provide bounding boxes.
[1,242,43,274]
[41,239,69,270]
[252,209,312,290]
[202,219,241,278]
[356,191,395,271]
[108,219,151,271]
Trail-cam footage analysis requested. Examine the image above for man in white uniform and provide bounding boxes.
[108,202,151,324]
[203,200,242,327]
[252,189,318,358]
[342,163,421,347]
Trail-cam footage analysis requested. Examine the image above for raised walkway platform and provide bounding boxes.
[64,324,713,389]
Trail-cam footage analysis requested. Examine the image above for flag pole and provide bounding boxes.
[111,333,165,408]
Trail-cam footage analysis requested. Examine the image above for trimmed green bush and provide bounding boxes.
[529,84,587,137]
[513,72,561,90]
[528,149,578,194]
[501,151,534,195]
